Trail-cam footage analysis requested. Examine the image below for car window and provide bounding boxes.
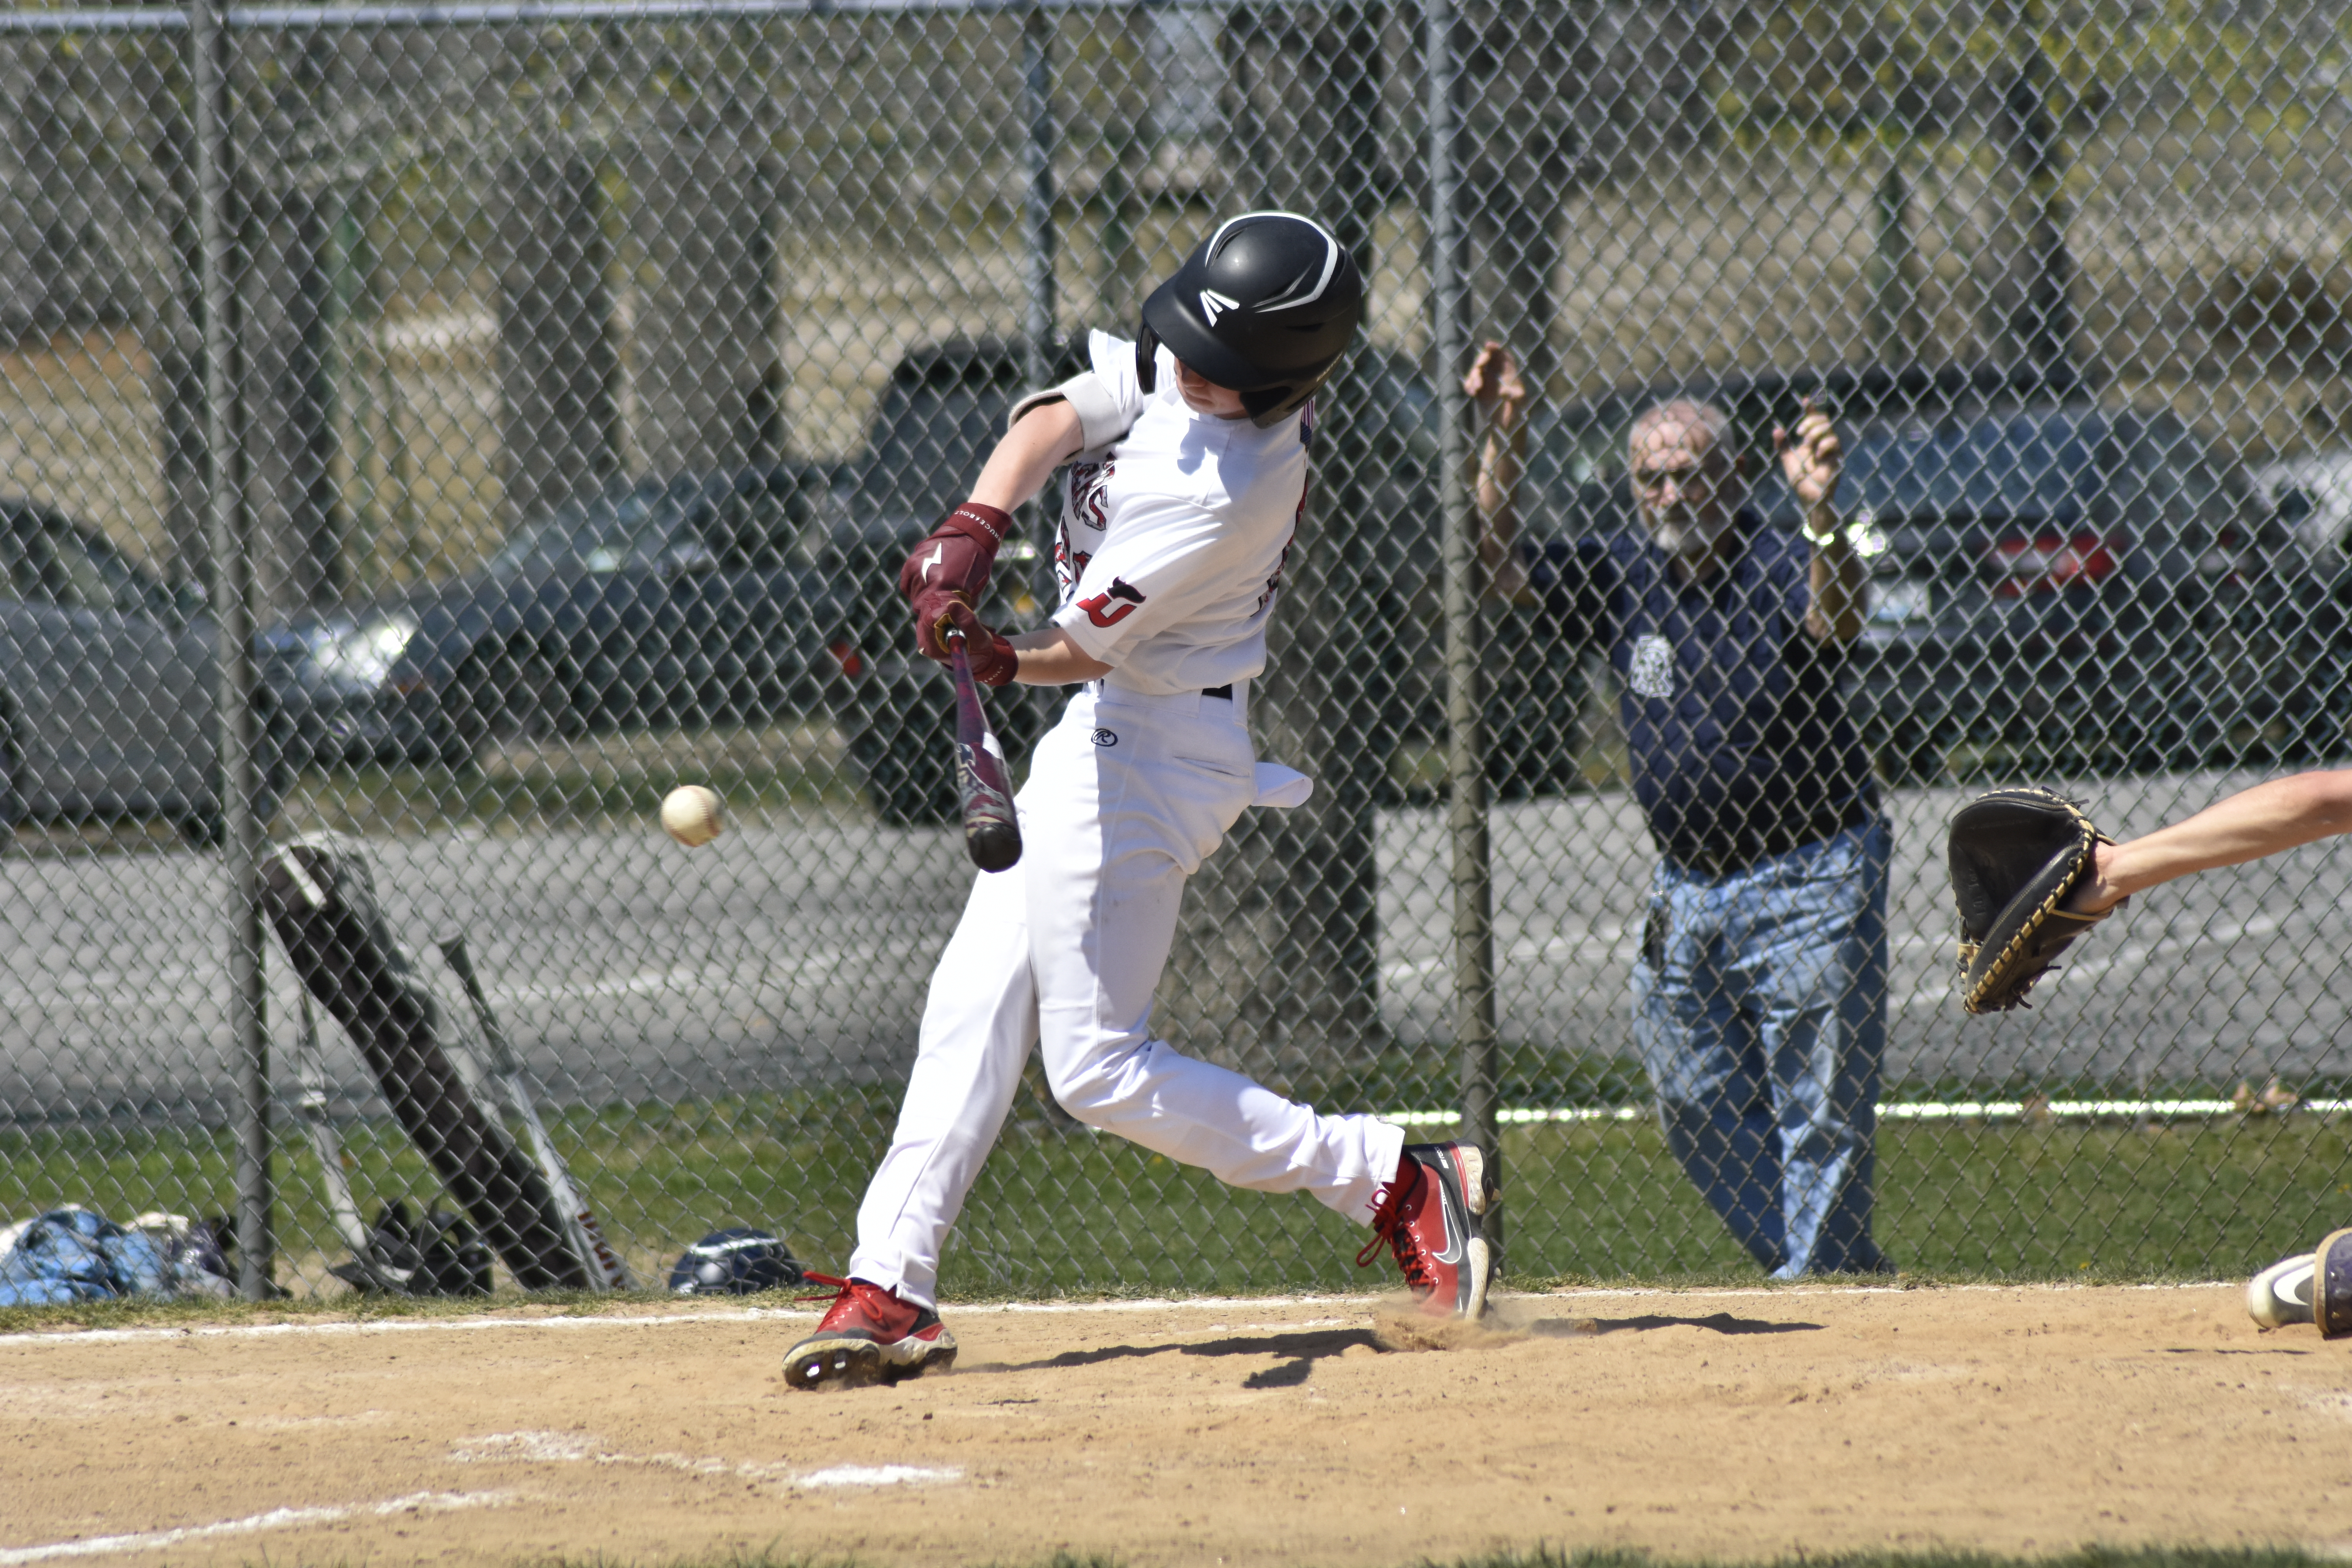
[42,521,155,614]
[704,481,801,570]
[1530,407,1619,483]
[2117,420,2239,537]
[1350,361,1442,477]
[864,376,1019,520]
[488,488,674,577]
[0,521,32,601]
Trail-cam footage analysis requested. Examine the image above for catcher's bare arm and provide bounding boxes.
[2067,769,2352,915]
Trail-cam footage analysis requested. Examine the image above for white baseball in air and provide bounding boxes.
[661,785,724,848]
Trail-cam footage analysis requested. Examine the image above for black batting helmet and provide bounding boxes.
[666,1227,806,1295]
[1139,212,1365,428]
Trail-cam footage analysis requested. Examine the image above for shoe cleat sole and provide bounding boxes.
[784,1336,884,1391]
[1456,1144,1495,1217]
[1462,1235,1492,1322]
[879,1343,957,1383]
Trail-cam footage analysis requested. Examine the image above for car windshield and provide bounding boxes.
[486,488,677,577]
[862,377,1018,519]
[1763,411,2104,524]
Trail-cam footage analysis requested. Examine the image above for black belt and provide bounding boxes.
[1201,684,1232,700]
[1668,796,1870,878]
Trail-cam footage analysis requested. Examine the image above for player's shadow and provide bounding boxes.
[1000,1327,1377,1388]
[1529,1312,1823,1338]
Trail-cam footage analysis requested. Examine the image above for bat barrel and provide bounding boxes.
[950,635,1025,873]
[967,820,1022,873]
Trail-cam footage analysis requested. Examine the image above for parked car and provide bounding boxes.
[1514,365,2312,779]
[261,466,835,769]
[2251,450,2352,557]
[0,498,283,846]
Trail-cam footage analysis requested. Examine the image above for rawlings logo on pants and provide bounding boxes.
[1078,578,1147,628]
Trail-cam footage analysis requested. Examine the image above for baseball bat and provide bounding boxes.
[948,631,1023,873]
[291,987,388,1276]
[436,934,634,1291]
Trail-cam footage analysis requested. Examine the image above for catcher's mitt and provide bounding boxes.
[1947,786,2118,1014]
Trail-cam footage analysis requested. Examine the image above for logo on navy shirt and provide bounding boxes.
[1077,578,1147,628]
[1629,634,1675,700]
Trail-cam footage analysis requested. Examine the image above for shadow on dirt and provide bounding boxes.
[1528,1312,1824,1338]
[977,1327,1380,1388]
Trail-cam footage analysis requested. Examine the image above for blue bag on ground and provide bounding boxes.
[0,1208,236,1306]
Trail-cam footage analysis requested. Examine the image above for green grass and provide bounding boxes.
[7,1079,2349,1303]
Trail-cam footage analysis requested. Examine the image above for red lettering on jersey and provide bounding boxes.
[1077,577,1147,628]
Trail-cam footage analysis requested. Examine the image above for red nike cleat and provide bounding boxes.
[1357,1142,1494,1319]
[783,1273,958,1390]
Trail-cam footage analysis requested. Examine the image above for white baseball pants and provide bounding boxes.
[847,681,1406,1308]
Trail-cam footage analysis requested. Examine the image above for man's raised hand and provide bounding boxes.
[1463,340,1527,417]
[1773,399,1844,530]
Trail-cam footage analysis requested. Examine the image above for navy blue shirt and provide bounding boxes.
[1526,512,1875,870]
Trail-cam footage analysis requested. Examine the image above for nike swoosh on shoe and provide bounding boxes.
[1431,1195,1466,1267]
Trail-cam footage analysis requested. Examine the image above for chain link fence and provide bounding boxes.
[3,0,2351,1300]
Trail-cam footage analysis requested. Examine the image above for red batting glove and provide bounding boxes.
[931,597,1018,687]
[896,501,1013,610]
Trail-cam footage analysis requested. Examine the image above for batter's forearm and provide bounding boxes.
[968,401,1086,513]
[1007,626,1112,686]
[2073,769,2352,912]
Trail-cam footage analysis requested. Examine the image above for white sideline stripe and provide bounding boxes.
[0,1281,2244,1351]
[1379,1099,2352,1126]
[0,1491,506,1564]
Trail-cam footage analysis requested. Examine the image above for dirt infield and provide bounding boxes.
[4,1285,2348,1567]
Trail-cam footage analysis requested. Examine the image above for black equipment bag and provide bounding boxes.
[261,837,588,1290]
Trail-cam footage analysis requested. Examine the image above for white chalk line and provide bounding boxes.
[0,1280,2244,1350]
[446,1430,959,1489]
[1381,1099,2352,1126]
[0,1490,508,1564]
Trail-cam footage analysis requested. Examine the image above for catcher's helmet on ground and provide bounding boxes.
[1139,211,1364,427]
[667,1227,806,1295]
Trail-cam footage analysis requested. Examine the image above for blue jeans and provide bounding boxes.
[1632,818,1891,1278]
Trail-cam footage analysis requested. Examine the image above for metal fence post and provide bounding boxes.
[192,0,270,1299]
[1425,0,1499,1261]
[1021,4,1058,390]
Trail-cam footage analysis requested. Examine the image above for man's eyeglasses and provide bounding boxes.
[1631,465,1722,499]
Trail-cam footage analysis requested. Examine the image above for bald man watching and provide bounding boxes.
[1467,347,1888,1277]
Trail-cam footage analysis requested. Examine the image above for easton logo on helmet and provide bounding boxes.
[1198,288,1240,325]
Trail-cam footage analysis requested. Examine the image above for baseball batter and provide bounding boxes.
[784,213,1492,1390]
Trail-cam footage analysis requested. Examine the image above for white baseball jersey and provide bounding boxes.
[1042,330,1307,696]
